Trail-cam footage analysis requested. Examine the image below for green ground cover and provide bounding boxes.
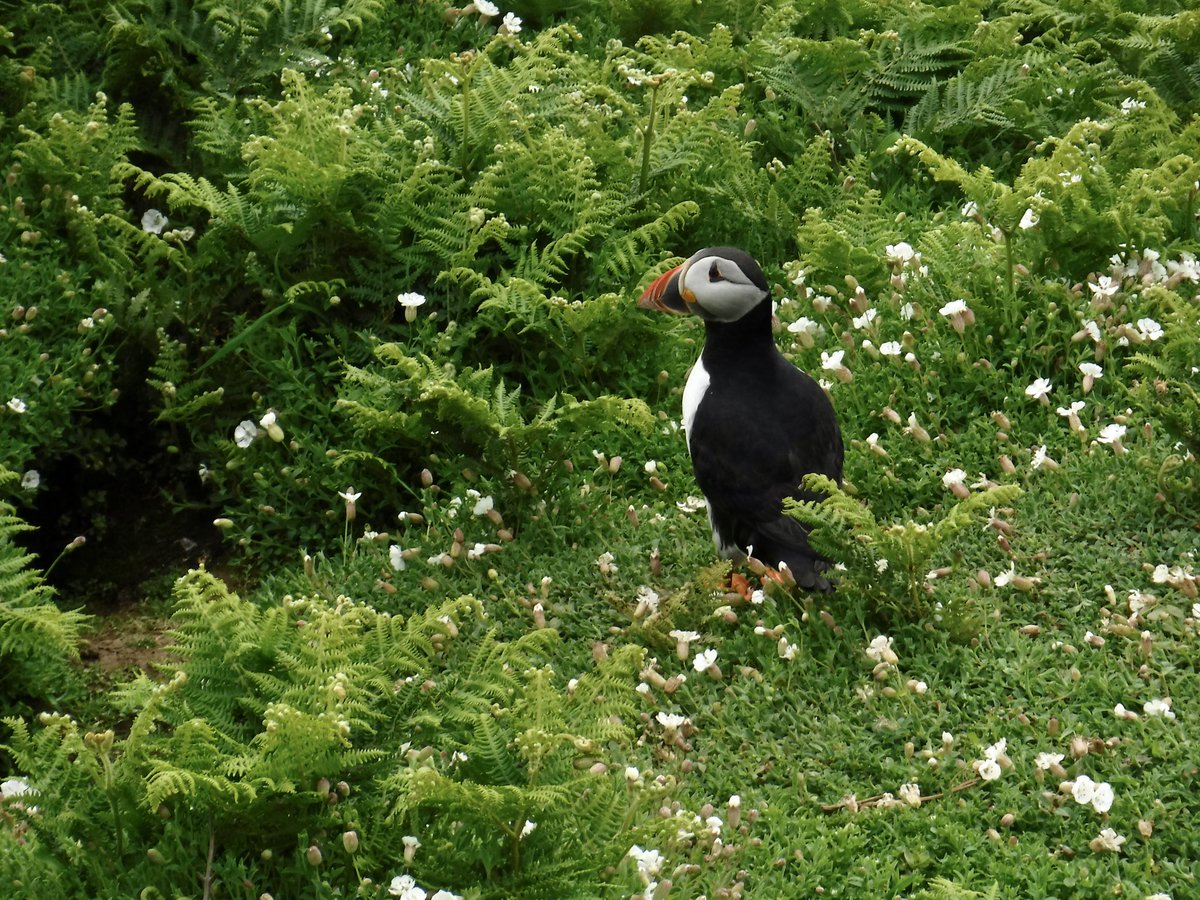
[1,1,1199,896]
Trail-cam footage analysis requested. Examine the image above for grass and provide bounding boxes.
[231,377,1198,897]
[2,1,1199,895]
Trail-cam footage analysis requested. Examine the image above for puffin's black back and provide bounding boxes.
[687,294,843,589]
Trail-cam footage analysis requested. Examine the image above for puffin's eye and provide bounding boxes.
[708,261,724,282]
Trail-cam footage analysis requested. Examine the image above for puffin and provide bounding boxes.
[639,246,844,590]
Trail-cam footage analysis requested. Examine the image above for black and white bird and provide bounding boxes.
[639,247,844,590]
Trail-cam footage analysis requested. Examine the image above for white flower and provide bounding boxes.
[644,460,657,474]
[1,778,36,799]
[1089,827,1126,853]
[1136,317,1163,341]
[786,315,821,336]
[880,340,902,356]
[398,291,427,322]
[1034,752,1064,771]
[864,634,898,665]
[1070,774,1096,805]
[1088,275,1120,298]
[338,487,362,503]
[520,819,537,838]
[898,782,922,807]
[397,291,427,307]
[1143,698,1175,719]
[389,544,406,571]
[471,494,494,516]
[676,495,707,513]
[259,409,284,441]
[596,550,617,573]
[821,349,846,370]
[141,208,168,234]
[961,200,979,218]
[7,397,27,414]
[1168,251,1200,282]
[852,308,877,330]
[692,648,719,673]
[233,419,258,448]
[1057,400,1086,418]
[939,299,970,317]
[388,874,426,899]
[20,470,39,490]
[1096,423,1126,445]
[1114,702,1140,720]
[1019,207,1039,229]
[942,468,967,487]
[500,11,522,33]
[1080,361,1103,380]
[655,712,687,730]
[1120,97,1146,114]
[473,0,498,14]
[1025,377,1053,401]
[975,758,1002,781]
[1091,781,1115,814]
[875,557,889,573]
[627,845,665,880]
[635,585,660,616]
[885,242,916,265]
[430,892,463,900]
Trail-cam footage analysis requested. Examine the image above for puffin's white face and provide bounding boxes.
[675,249,769,323]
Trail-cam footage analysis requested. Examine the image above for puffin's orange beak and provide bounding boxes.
[638,263,694,315]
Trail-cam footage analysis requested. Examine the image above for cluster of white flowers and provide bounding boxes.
[1064,774,1115,814]
[468,1,522,33]
[387,874,461,900]
[627,844,665,889]
[972,738,1011,782]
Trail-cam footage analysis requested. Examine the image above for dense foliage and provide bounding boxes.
[2,0,1199,897]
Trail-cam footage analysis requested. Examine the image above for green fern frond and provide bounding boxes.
[787,475,1022,626]
[0,504,88,710]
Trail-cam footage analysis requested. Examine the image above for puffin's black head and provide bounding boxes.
[638,247,770,323]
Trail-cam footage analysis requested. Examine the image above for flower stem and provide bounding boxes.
[638,82,659,195]
[1003,228,1014,298]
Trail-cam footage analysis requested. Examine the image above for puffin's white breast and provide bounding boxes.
[681,357,710,451]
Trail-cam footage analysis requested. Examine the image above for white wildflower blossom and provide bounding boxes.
[1136,317,1163,342]
[1143,698,1175,719]
[1034,752,1064,771]
[627,845,665,881]
[1025,377,1053,401]
[233,419,258,448]
[1089,827,1126,853]
[141,208,168,234]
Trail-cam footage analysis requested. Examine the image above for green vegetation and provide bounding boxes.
[2,0,1198,896]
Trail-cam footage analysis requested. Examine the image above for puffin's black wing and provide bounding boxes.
[688,358,843,589]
